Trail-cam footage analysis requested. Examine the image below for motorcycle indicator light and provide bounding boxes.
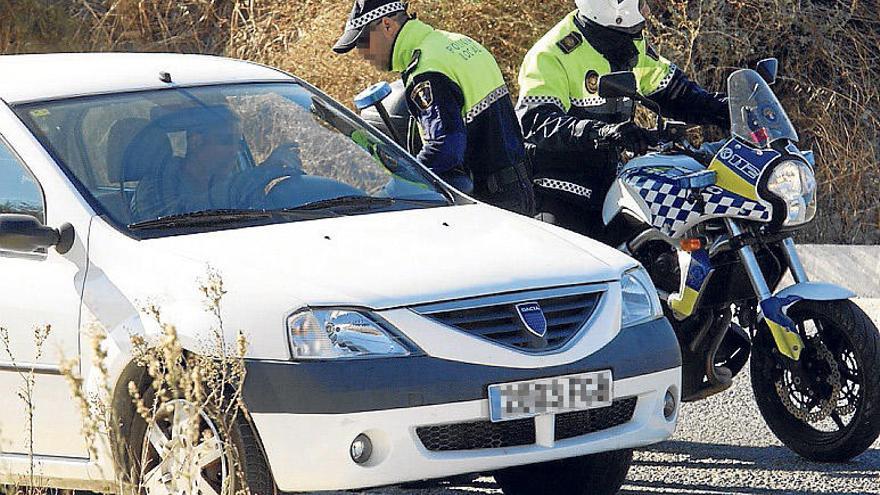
[679,238,703,252]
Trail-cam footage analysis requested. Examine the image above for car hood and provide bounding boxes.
[140,204,630,310]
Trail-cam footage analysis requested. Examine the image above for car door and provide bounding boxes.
[0,133,89,459]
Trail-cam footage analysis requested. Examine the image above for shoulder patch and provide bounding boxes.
[402,49,422,84]
[410,80,434,111]
[556,31,583,54]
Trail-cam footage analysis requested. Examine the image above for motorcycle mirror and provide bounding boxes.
[354,82,393,111]
[756,58,778,85]
[353,82,402,144]
[598,72,639,99]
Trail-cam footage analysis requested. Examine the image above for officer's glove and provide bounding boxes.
[597,122,657,155]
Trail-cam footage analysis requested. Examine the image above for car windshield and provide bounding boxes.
[14,82,451,234]
[727,69,798,149]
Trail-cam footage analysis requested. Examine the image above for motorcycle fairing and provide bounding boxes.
[617,161,771,239]
[668,248,713,319]
[707,138,778,203]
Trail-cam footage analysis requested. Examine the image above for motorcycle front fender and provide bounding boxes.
[774,281,856,302]
[759,282,856,361]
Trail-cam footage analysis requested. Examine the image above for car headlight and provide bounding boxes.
[288,308,413,360]
[621,267,663,328]
[766,160,817,226]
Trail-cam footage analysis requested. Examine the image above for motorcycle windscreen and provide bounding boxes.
[727,69,798,149]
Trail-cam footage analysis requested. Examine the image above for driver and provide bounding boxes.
[131,106,295,220]
[517,0,730,237]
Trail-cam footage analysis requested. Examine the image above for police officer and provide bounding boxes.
[517,0,729,236]
[334,0,535,216]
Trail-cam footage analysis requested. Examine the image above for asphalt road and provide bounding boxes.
[341,299,880,495]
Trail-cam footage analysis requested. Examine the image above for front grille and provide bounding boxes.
[415,285,604,352]
[416,398,637,452]
[555,397,638,441]
[417,417,536,452]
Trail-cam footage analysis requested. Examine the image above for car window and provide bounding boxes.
[80,99,155,189]
[15,83,452,235]
[0,137,44,223]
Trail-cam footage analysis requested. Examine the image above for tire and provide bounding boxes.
[124,386,276,495]
[493,449,632,495]
[750,299,880,462]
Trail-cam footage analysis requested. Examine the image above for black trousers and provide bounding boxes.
[474,162,536,217]
[534,192,605,238]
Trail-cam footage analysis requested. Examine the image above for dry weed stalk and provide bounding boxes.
[0,324,52,493]
[60,269,250,495]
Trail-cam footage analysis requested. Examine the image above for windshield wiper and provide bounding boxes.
[128,209,276,230]
[278,196,449,213]
[283,195,398,211]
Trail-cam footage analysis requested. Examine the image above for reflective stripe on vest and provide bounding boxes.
[518,10,675,114]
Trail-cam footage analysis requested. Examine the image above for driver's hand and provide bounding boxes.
[210,163,295,208]
[261,142,303,171]
[598,122,657,155]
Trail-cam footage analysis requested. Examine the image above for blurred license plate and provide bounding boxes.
[488,371,613,422]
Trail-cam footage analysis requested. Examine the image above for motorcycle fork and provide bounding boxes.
[725,219,805,360]
[781,237,809,283]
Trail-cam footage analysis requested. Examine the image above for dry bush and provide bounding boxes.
[59,269,251,495]
[0,0,85,53]
[1,0,877,242]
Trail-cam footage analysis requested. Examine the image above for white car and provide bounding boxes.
[0,53,681,495]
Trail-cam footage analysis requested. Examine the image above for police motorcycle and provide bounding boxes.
[596,59,880,462]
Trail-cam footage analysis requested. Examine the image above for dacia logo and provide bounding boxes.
[515,302,547,338]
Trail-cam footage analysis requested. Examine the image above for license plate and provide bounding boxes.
[488,371,613,422]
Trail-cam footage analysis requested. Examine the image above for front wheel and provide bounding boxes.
[493,449,632,495]
[125,388,276,495]
[750,299,880,462]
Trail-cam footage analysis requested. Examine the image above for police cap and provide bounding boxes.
[333,0,407,54]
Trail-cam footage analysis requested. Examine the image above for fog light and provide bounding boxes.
[663,389,677,420]
[350,434,373,464]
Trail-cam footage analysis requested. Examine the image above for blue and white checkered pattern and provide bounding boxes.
[627,174,770,238]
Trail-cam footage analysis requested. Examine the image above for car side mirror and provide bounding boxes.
[756,58,778,85]
[598,72,639,99]
[0,214,74,254]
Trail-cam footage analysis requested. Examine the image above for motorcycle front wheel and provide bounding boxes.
[750,299,880,462]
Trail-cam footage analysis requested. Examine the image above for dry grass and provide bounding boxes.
[59,269,251,495]
[1,0,877,243]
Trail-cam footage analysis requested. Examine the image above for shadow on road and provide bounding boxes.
[637,440,880,474]
[621,479,873,495]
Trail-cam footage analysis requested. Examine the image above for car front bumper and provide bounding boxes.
[243,317,681,491]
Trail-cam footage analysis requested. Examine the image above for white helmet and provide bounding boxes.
[576,0,645,33]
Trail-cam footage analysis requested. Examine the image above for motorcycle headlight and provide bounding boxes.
[621,267,663,328]
[766,160,817,226]
[288,308,413,360]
